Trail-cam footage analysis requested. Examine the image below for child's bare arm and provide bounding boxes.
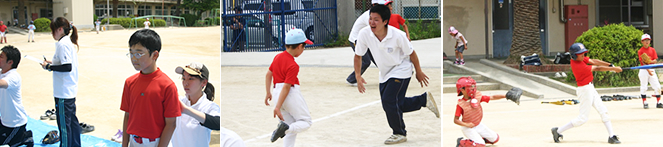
[491,94,506,100]
[157,117,176,147]
[454,116,475,128]
[460,36,468,49]
[274,83,292,121]
[122,112,129,147]
[265,71,273,106]
[403,23,411,41]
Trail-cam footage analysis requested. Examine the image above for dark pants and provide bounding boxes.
[231,40,245,52]
[379,78,427,136]
[346,40,377,83]
[0,121,32,147]
[55,98,81,147]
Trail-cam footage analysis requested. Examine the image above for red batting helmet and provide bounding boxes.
[456,77,477,97]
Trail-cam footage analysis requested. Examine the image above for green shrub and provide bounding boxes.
[102,17,133,28]
[153,19,166,27]
[34,18,51,32]
[406,19,441,40]
[93,15,98,23]
[565,23,642,87]
[180,14,200,27]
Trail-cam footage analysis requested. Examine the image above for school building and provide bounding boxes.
[444,0,663,59]
[0,0,207,30]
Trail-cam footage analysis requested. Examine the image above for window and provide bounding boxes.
[171,6,177,15]
[95,4,113,17]
[40,8,52,19]
[598,0,648,26]
[138,5,152,16]
[155,6,163,15]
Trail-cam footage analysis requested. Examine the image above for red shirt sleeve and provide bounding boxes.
[284,64,299,85]
[455,105,463,117]
[651,48,658,60]
[481,95,491,103]
[398,15,405,26]
[163,83,182,118]
[120,78,131,112]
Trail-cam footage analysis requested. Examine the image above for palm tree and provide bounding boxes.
[504,0,546,64]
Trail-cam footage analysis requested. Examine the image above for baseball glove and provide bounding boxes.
[506,87,522,105]
[641,53,653,64]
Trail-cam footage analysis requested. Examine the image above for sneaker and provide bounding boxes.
[551,127,563,143]
[454,60,459,65]
[644,103,649,109]
[384,134,407,145]
[40,109,53,120]
[456,137,463,147]
[270,121,289,142]
[31,40,34,42]
[80,122,95,133]
[425,92,440,118]
[346,81,357,87]
[657,103,663,108]
[49,109,57,120]
[111,129,122,143]
[608,135,621,144]
[21,130,34,147]
[459,61,465,65]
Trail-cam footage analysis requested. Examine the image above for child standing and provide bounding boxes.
[144,18,151,29]
[0,21,6,44]
[27,21,35,42]
[40,17,81,147]
[449,26,468,65]
[170,62,219,147]
[551,43,622,144]
[95,19,101,34]
[637,34,661,109]
[264,28,313,147]
[121,29,181,147]
[353,5,439,145]
[385,1,411,41]
[0,45,34,147]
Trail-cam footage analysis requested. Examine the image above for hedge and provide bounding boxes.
[34,18,51,32]
[180,14,200,27]
[101,18,166,28]
[565,23,642,87]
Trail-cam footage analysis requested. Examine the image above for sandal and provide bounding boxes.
[80,122,95,133]
[39,109,53,120]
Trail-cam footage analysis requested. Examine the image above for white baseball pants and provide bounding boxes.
[273,83,312,147]
[639,69,661,95]
[28,30,34,41]
[571,83,611,126]
[0,32,5,37]
[461,123,498,145]
[128,134,160,147]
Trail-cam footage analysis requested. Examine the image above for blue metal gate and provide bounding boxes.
[222,0,338,52]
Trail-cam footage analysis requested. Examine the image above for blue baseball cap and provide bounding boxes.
[285,29,313,45]
[569,43,588,60]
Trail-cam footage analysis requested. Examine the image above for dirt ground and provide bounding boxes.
[221,66,441,146]
[443,90,663,146]
[2,26,220,146]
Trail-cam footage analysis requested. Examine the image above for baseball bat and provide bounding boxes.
[622,64,663,70]
[541,101,565,105]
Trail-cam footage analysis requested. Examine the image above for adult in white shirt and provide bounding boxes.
[0,45,34,147]
[345,0,392,86]
[353,5,439,145]
[170,62,220,147]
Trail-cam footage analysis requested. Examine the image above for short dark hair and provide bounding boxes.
[370,5,391,28]
[129,29,162,55]
[1,45,21,69]
[285,43,305,49]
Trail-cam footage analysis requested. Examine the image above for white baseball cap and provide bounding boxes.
[449,26,458,34]
[372,0,393,5]
[285,29,313,45]
[642,34,651,40]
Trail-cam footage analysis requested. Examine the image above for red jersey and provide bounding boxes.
[638,46,658,65]
[0,25,6,32]
[388,14,405,29]
[455,95,490,126]
[121,68,182,139]
[570,57,593,86]
[269,51,300,86]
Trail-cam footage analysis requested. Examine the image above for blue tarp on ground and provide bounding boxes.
[22,117,121,147]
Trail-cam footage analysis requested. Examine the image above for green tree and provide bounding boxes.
[181,0,220,18]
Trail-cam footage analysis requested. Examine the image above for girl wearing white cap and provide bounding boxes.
[637,34,662,109]
[169,62,220,147]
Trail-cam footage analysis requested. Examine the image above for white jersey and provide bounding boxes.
[0,69,27,127]
[169,93,220,147]
[355,26,414,83]
[454,32,468,46]
[144,21,150,29]
[348,10,370,43]
[220,127,245,147]
[52,35,79,98]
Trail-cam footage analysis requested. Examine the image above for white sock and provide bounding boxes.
[461,59,464,61]
[557,122,574,133]
[604,121,615,137]
[456,58,459,61]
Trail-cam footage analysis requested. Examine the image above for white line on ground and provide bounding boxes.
[244,100,381,143]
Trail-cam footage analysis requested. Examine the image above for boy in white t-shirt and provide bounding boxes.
[345,0,391,86]
[144,18,151,29]
[353,5,439,145]
[449,26,468,65]
[27,21,35,42]
[0,45,34,147]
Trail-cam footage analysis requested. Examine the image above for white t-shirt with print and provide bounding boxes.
[454,32,468,46]
[52,35,79,98]
[0,69,28,127]
[348,10,370,43]
[355,26,414,83]
[169,93,221,147]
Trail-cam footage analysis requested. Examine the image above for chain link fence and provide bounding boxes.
[355,0,440,20]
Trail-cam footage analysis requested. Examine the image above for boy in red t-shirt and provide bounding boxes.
[264,28,313,146]
[637,34,661,109]
[121,29,181,147]
[551,43,622,144]
[454,77,508,147]
[0,21,7,44]
[385,1,411,41]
